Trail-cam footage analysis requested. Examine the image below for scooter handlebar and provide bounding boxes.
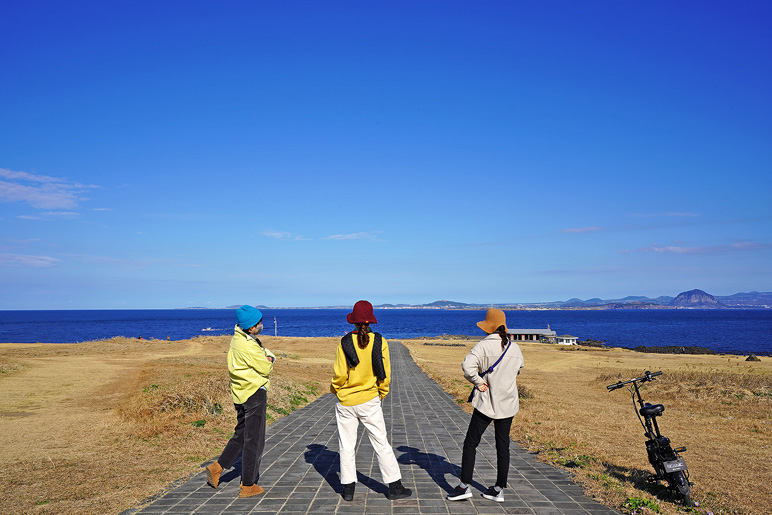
[606,370,662,391]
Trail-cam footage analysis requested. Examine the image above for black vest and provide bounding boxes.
[340,331,386,380]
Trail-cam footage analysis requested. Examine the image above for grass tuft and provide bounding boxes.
[623,496,660,513]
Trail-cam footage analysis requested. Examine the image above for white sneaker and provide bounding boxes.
[447,484,472,501]
[482,486,504,502]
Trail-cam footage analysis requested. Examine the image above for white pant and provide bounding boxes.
[335,396,401,485]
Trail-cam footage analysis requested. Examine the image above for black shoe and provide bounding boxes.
[386,480,412,500]
[446,484,472,501]
[342,482,355,501]
[481,485,504,502]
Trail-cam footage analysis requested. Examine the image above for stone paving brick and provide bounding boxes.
[124,342,619,515]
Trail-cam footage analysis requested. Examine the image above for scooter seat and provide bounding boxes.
[640,403,665,417]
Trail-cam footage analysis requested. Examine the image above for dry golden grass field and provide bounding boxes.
[402,338,772,515]
[1,335,769,515]
[0,335,338,515]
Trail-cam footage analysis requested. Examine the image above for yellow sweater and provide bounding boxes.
[330,333,391,406]
[228,325,276,404]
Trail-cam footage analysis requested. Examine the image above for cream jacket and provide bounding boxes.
[462,333,524,419]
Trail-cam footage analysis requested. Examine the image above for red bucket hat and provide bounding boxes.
[347,300,378,324]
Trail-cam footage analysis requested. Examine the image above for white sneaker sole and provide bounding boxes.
[447,491,473,501]
[482,493,504,502]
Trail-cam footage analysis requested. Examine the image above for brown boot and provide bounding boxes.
[205,461,223,489]
[239,483,265,498]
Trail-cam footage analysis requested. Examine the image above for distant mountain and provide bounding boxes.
[421,299,474,308]
[670,289,723,308]
[716,291,772,308]
[552,295,674,308]
[388,291,771,309]
[216,291,772,310]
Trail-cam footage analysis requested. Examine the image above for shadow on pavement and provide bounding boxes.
[356,471,388,496]
[305,444,342,493]
[305,444,389,497]
[218,458,241,487]
[396,445,484,493]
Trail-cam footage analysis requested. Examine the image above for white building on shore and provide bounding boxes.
[507,326,579,346]
[556,335,578,345]
[508,327,557,343]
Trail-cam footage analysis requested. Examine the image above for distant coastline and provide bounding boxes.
[209,290,772,311]
[3,307,770,354]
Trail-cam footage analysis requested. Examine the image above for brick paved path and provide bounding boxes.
[124,342,619,515]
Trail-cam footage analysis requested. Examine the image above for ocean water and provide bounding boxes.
[0,308,771,354]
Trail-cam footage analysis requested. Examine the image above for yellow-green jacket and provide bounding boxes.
[228,325,276,404]
[330,332,391,406]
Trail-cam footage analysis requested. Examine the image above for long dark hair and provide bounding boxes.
[496,325,509,350]
[355,323,370,349]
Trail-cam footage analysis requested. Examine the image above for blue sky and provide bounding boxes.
[1,1,770,309]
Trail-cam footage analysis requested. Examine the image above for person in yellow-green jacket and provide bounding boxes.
[331,300,412,502]
[205,305,275,498]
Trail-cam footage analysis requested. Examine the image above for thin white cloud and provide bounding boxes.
[3,238,41,244]
[0,168,99,210]
[262,230,294,239]
[0,253,60,268]
[65,253,156,269]
[0,169,65,183]
[559,227,603,233]
[42,211,80,218]
[629,212,699,218]
[541,266,624,275]
[93,208,112,211]
[263,230,381,242]
[326,232,382,241]
[261,230,309,240]
[64,253,196,270]
[624,241,772,255]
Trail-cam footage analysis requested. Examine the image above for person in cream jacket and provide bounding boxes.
[448,308,524,503]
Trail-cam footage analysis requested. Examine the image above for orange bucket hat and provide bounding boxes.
[476,308,507,334]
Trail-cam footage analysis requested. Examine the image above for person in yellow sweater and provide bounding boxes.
[205,305,275,498]
[330,300,412,502]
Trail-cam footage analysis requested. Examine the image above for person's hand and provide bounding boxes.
[477,382,489,392]
[267,356,275,363]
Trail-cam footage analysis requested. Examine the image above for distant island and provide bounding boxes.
[203,290,772,310]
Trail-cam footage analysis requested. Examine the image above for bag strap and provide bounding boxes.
[341,332,359,368]
[467,341,512,402]
[480,341,512,377]
[372,332,386,381]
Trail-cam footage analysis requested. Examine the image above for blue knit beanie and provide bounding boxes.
[237,305,263,329]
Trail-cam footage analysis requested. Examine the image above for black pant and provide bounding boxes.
[461,409,513,488]
[218,388,267,486]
